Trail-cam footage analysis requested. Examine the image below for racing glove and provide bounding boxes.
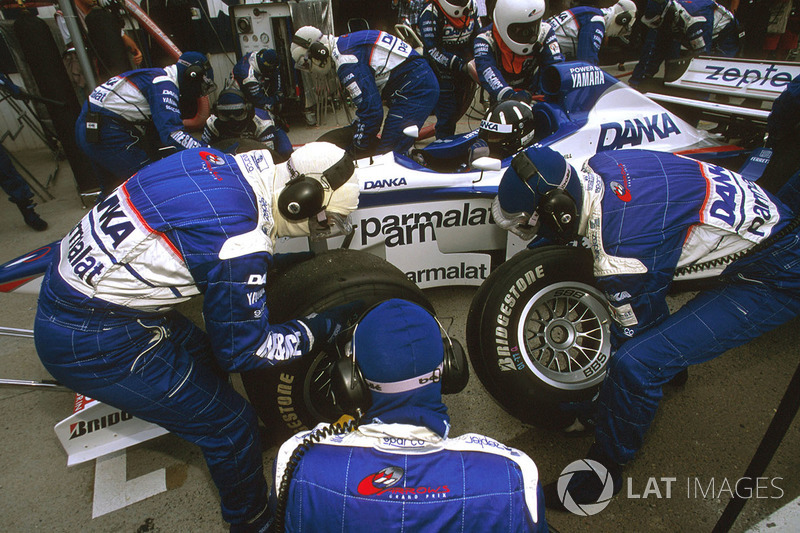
[508,89,533,104]
[300,300,366,348]
[467,139,490,166]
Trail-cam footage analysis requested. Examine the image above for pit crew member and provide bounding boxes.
[492,145,800,509]
[630,0,739,87]
[290,26,439,157]
[473,0,564,105]
[270,299,548,532]
[546,0,638,64]
[34,142,362,531]
[231,48,283,114]
[75,51,216,194]
[202,86,293,162]
[418,0,480,138]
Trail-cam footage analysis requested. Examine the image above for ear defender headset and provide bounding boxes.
[615,10,633,27]
[180,57,213,96]
[292,34,330,67]
[330,303,470,415]
[277,151,356,220]
[510,150,578,243]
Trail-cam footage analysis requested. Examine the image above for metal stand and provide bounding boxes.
[0,327,70,391]
[0,90,60,201]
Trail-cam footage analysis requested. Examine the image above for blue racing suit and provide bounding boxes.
[231,51,282,112]
[75,65,206,192]
[331,30,439,156]
[202,107,293,160]
[546,7,607,65]
[271,421,548,532]
[631,0,738,85]
[418,2,479,138]
[474,23,564,104]
[34,148,340,526]
[574,149,800,465]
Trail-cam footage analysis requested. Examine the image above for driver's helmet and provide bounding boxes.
[493,0,547,55]
[478,100,536,159]
[214,87,254,127]
[435,0,475,19]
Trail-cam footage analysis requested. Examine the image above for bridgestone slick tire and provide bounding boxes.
[241,249,432,445]
[466,245,612,428]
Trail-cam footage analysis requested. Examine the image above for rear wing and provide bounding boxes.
[644,57,800,127]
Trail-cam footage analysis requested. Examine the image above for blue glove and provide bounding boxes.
[301,300,366,347]
[467,139,490,166]
[508,90,533,104]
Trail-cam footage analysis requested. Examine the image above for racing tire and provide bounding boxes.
[466,245,612,429]
[241,249,432,445]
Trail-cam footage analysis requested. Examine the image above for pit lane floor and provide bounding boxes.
[1,109,799,533]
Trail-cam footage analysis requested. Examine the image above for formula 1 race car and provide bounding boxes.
[0,58,787,462]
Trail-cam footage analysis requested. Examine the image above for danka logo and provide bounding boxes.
[358,466,405,495]
[480,120,500,131]
[199,151,224,181]
[69,411,133,439]
[598,113,680,152]
[703,64,795,89]
[364,177,407,190]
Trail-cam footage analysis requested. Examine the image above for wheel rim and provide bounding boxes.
[516,281,611,391]
[302,349,345,423]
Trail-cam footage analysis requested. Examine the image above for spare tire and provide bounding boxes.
[466,245,612,428]
[241,249,432,445]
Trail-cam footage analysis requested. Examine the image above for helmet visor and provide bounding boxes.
[507,20,541,45]
[217,104,249,122]
[295,54,312,72]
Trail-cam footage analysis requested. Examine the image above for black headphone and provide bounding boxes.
[292,33,330,66]
[511,151,578,243]
[182,62,211,96]
[330,302,470,415]
[277,152,355,220]
[615,11,633,27]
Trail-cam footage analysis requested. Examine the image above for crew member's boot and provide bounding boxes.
[13,197,48,231]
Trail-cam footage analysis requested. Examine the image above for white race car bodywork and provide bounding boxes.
[277,61,742,288]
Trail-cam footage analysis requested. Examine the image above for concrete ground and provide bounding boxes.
[1,103,799,533]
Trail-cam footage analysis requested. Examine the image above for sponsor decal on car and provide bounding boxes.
[598,113,680,151]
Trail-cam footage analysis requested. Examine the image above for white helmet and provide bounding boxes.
[603,0,637,37]
[493,0,547,55]
[291,26,331,75]
[271,142,360,239]
[435,0,475,19]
